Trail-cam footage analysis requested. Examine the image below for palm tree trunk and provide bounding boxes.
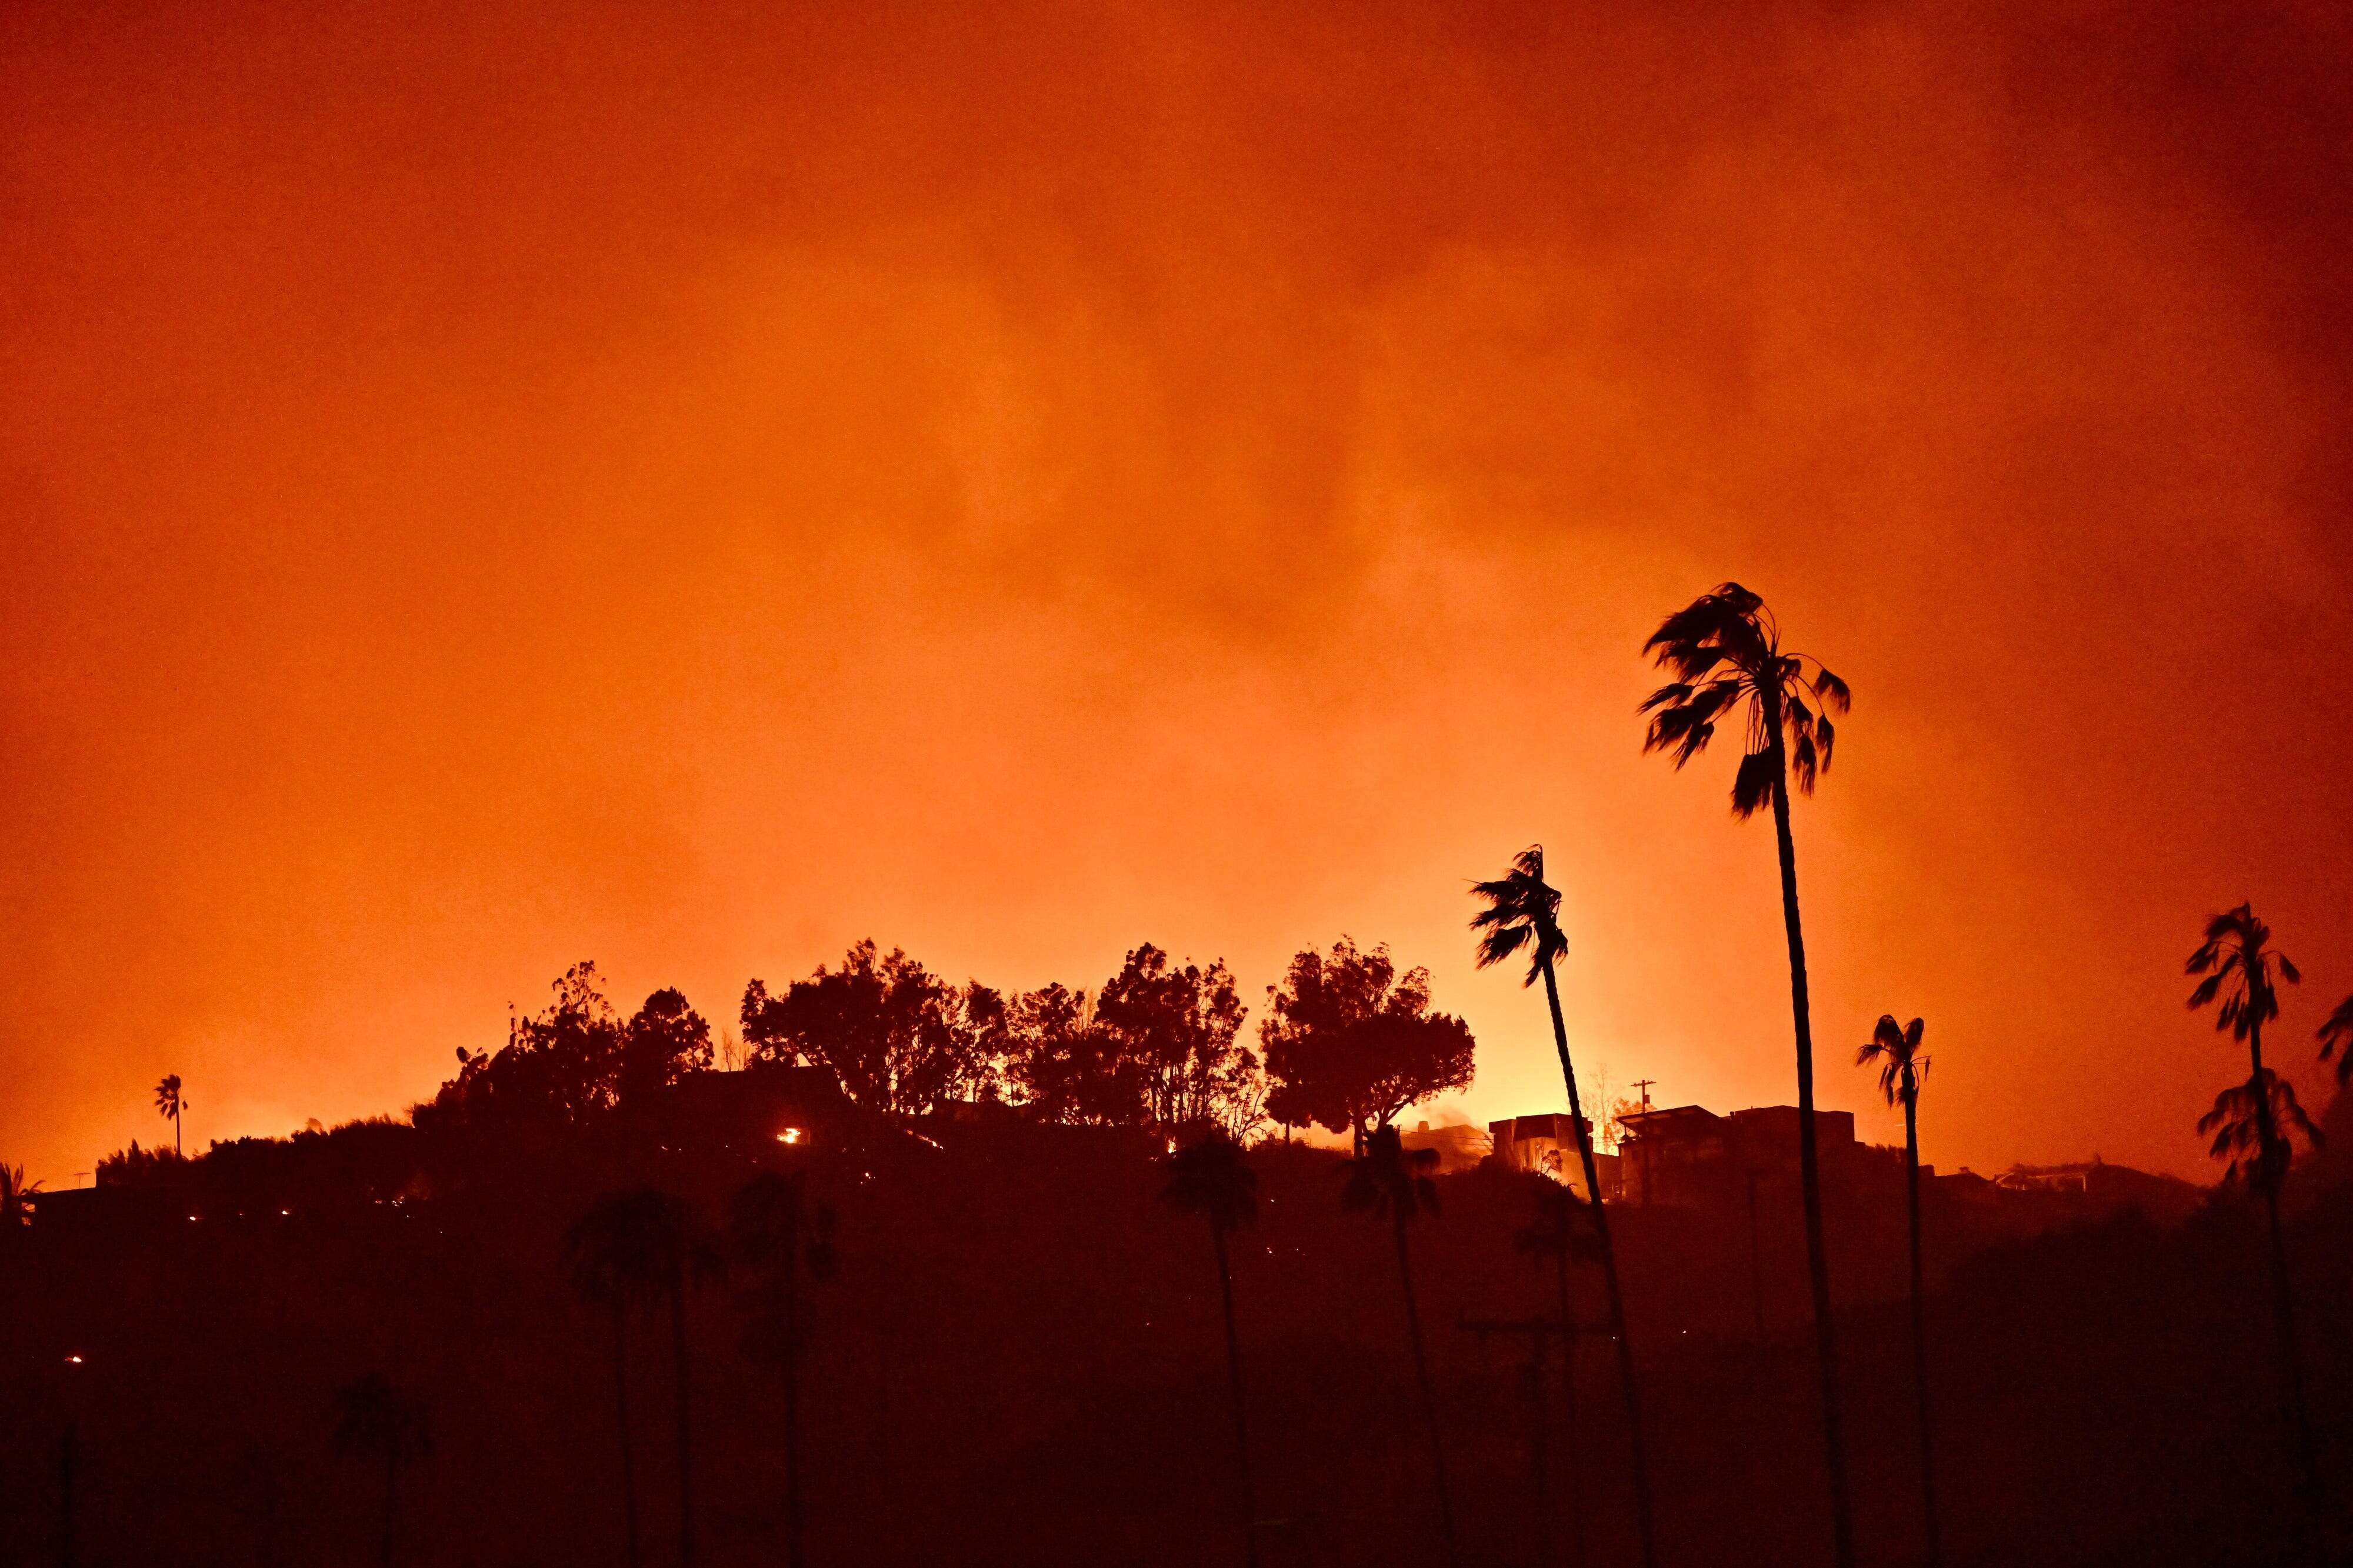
[1538,958,1658,1568]
[58,1419,75,1568]
[1766,752,1855,1568]
[670,1281,696,1568]
[1527,1354,1555,1568]
[1211,1222,1262,1568]
[1392,1210,1458,1567]
[382,1453,398,1568]
[785,1248,805,1568]
[2246,1022,2316,1492]
[612,1301,642,1568]
[1904,1093,1941,1567]
[1552,1247,1587,1568]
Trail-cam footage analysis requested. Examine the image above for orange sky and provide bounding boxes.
[5,1,2351,1187]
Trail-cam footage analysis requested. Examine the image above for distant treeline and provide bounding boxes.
[96,936,1476,1205]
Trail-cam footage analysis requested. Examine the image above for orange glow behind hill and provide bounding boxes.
[4,0,2352,1187]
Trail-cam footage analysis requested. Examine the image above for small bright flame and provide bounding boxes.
[1165,1139,1177,1154]
[65,1354,84,1365]
[776,1127,802,1145]
[186,1215,199,1222]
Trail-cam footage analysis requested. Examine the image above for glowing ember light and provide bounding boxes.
[776,1127,803,1145]
[1165,1139,1177,1154]
[65,1354,84,1365]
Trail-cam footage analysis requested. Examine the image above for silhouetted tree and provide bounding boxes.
[1259,938,1476,1156]
[1515,1181,1601,1568]
[742,942,984,1114]
[2187,905,2317,1489]
[1641,581,1854,1568]
[1,1163,41,1231]
[731,1172,837,1568]
[328,1372,431,1568]
[939,980,1013,1105]
[1343,1125,1457,1567]
[1858,1014,1941,1568]
[564,1187,715,1566]
[1161,1133,1264,1568]
[1096,945,1264,1139]
[1470,848,1656,1568]
[1004,982,1134,1125]
[618,987,715,1108]
[154,1074,185,1157]
[563,1192,666,1568]
[2317,995,2353,1085]
[421,962,626,1137]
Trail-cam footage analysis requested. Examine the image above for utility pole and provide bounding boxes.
[1631,1080,1655,1207]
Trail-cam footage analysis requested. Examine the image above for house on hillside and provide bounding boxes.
[648,1064,845,1152]
[1488,1112,1621,1200]
[1612,1102,1904,1209]
[1401,1119,1492,1174]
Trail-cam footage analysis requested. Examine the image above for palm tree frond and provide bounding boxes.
[1731,749,1777,819]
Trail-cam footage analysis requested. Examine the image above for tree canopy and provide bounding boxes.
[1260,938,1474,1145]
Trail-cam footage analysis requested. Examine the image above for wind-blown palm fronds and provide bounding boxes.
[1641,581,1856,1568]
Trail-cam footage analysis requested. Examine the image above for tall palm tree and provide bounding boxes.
[1471,847,1658,1568]
[154,1075,186,1157]
[1641,581,1854,1567]
[1161,1133,1264,1568]
[1344,1124,1457,1568]
[2187,904,2317,1489]
[565,1187,712,1566]
[1857,1015,1941,1567]
[731,1171,837,1568]
[328,1372,431,1568]
[563,1192,663,1568]
[1515,1181,1601,1568]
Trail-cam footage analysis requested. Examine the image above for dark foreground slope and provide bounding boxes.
[4,1120,2348,1567]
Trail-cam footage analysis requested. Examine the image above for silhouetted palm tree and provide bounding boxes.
[1161,1133,1264,1568]
[1641,581,1854,1567]
[563,1191,665,1568]
[1,1163,42,1232]
[1471,846,1657,1568]
[2316,995,2353,1085]
[1858,1015,1940,1567]
[328,1372,431,1568]
[731,1172,836,1568]
[1344,1124,1457,1567]
[1515,1182,1602,1568]
[565,1187,713,1566]
[154,1075,185,1157]
[2187,905,2317,1488]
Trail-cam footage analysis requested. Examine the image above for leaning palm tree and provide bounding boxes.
[1857,1015,1941,1567]
[1640,581,1854,1567]
[1344,1124,1457,1568]
[328,1372,431,1568]
[1515,1181,1602,1568]
[154,1075,186,1157]
[563,1191,666,1568]
[2316,995,2353,1085]
[1162,1133,1264,1568]
[2187,904,2317,1489]
[731,1172,837,1568]
[1471,847,1657,1568]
